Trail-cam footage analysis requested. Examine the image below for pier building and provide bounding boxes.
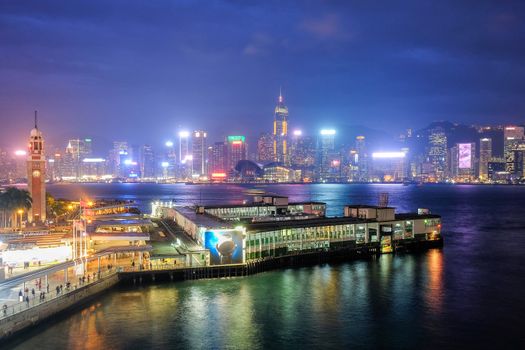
[155,195,442,264]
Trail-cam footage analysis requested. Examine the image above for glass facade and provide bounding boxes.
[244,218,440,261]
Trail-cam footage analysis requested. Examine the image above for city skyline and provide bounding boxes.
[2,1,525,148]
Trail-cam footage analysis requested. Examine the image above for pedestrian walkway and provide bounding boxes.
[0,269,117,320]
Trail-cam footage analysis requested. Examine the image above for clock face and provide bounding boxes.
[32,170,41,178]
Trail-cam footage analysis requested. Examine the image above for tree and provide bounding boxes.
[0,187,32,228]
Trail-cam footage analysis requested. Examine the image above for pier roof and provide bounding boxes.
[202,201,326,209]
[175,206,233,229]
[245,212,441,233]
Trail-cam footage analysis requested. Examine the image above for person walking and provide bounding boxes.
[25,295,29,307]
[31,288,35,299]
[18,290,23,302]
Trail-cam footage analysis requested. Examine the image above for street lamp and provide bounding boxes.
[17,209,23,229]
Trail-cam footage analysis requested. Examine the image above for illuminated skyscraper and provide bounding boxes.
[179,131,190,163]
[355,136,368,181]
[140,144,156,179]
[479,138,492,181]
[227,136,247,173]
[109,141,129,178]
[209,141,227,179]
[27,112,46,223]
[273,90,289,163]
[191,130,207,177]
[504,126,525,176]
[257,133,274,164]
[178,131,191,179]
[61,138,93,179]
[290,130,316,167]
[317,129,336,181]
[427,127,447,181]
[449,142,477,181]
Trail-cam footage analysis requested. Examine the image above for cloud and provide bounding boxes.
[299,13,351,41]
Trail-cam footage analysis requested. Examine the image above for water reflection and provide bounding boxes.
[425,249,444,314]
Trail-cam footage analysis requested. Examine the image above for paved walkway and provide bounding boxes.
[0,269,118,320]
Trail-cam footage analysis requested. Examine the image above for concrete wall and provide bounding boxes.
[0,273,119,341]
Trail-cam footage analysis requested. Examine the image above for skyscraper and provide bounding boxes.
[209,141,227,179]
[504,126,525,176]
[27,112,46,223]
[257,133,274,164]
[317,129,336,181]
[479,138,492,181]
[178,131,191,179]
[191,130,207,177]
[428,127,447,181]
[140,144,156,179]
[290,130,316,167]
[273,90,288,163]
[355,136,368,181]
[227,135,247,173]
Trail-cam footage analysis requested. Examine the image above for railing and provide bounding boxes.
[0,269,118,322]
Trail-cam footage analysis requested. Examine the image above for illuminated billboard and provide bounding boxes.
[204,229,244,265]
[458,143,472,169]
[227,135,246,143]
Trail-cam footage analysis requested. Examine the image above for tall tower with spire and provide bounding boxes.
[27,111,46,224]
[273,88,289,163]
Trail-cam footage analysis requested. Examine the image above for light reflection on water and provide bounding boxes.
[7,183,525,349]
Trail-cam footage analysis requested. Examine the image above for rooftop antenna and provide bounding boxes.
[34,110,38,129]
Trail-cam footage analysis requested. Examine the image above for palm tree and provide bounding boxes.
[0,187,32,228]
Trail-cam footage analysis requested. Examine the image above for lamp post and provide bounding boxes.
[17,209,23,230]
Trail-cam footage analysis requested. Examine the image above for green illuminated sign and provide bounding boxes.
[227,135,245,143]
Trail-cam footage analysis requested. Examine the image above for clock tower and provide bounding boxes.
[27,111,46,224]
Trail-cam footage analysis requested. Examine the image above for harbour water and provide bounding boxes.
[8,183,525,349]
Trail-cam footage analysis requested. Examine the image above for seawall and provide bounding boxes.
[0,273,119,343]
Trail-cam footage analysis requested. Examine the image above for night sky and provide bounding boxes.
[1,0,524,152]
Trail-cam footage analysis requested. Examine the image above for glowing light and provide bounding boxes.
[331,160,340,167]
[87,201,94,207]
[232,140,243,145]
[179,131,190,138]
[194,132,200,137]
[320,129,336,135]
[211,172,227,178]
[17,209,23,214]
[372,152,406,159]
[165,141,174,147]
[227,135,246,143]
[0,246,72,265]
[83,158,105,163]
[124,159,137,166]
[161,161,169,167]
[14,150,27,156]
[293,130,302,136]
